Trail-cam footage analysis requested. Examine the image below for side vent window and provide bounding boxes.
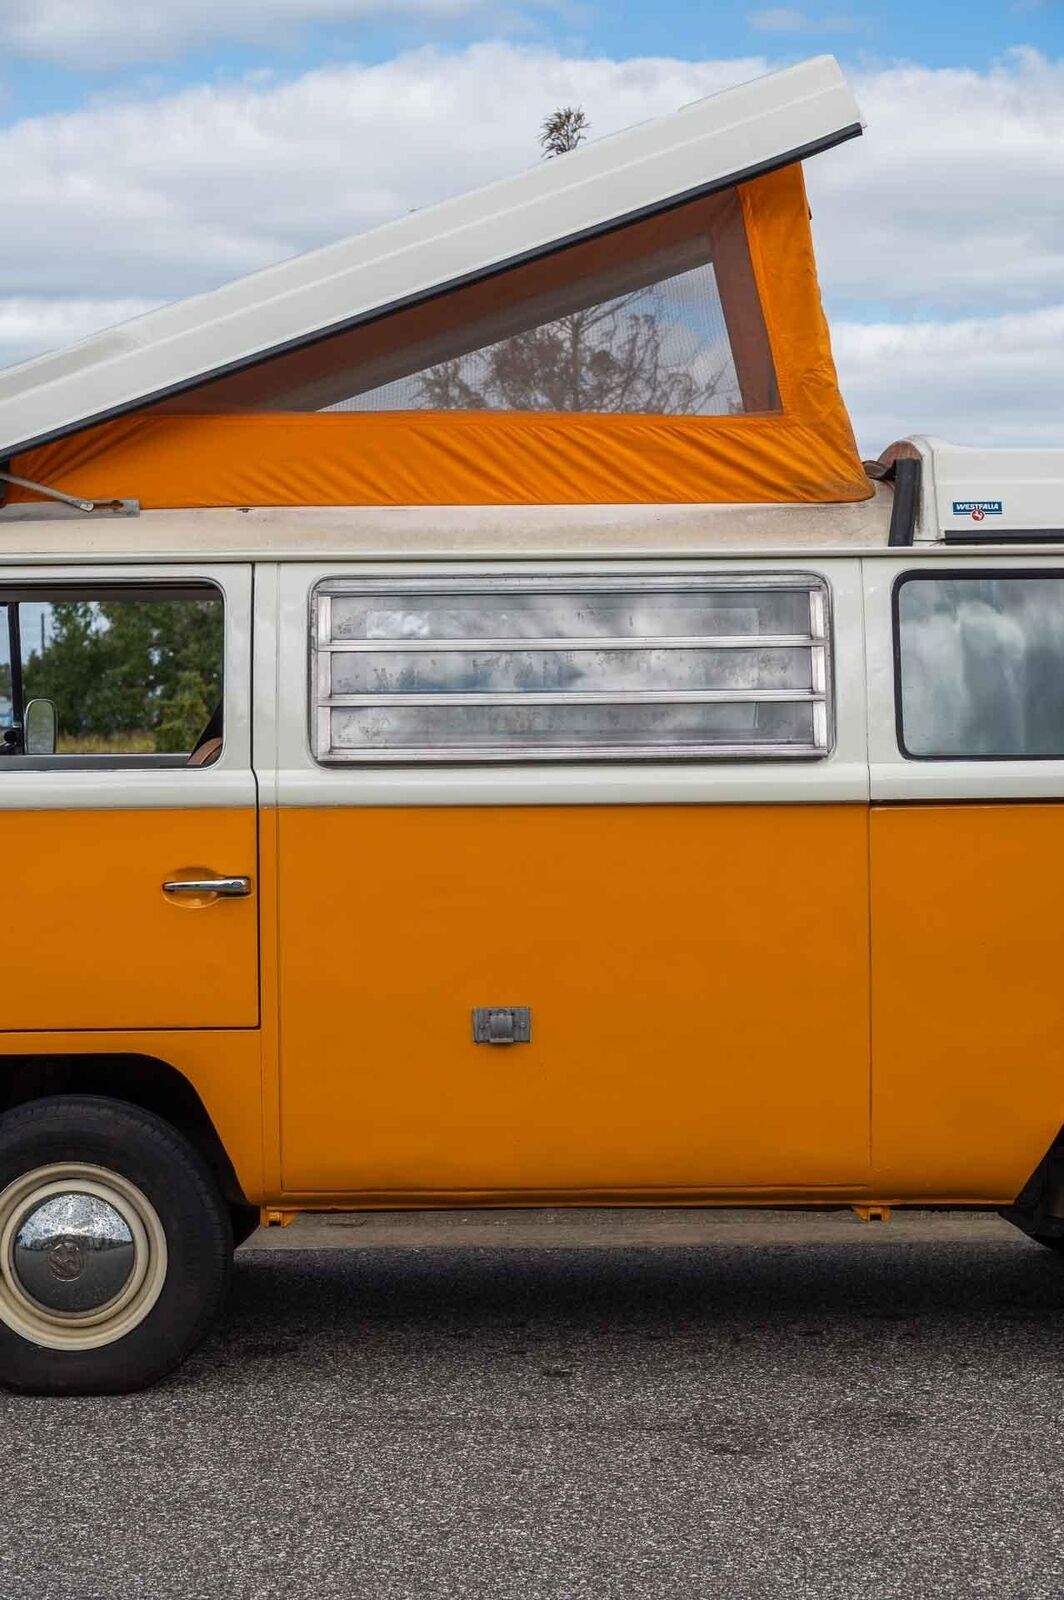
[311,574,831,764]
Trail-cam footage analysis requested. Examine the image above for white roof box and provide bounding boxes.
[881,438,1064,543]
[0,55,862,461]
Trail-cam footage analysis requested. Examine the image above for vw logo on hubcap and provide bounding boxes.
[46,1238,86,1283]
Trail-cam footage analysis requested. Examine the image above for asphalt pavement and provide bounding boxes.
[2,1209,1064,1600]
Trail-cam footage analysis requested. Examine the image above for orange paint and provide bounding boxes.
[871,804,1064,1200]
[276,804,872,1196]
[0,807,258,1031]
[5,796,1059,1210]
[0,1028,266,1202]
[255,803,284,1204]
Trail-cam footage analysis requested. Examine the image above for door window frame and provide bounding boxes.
[0,563,252,807]
[0,579,228,769]
[866,552,1064,802]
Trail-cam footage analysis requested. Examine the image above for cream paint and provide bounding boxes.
[865,553,1064,802]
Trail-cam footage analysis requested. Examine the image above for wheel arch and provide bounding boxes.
[0,1053,252,1213]
[1001,1123,1064,1242]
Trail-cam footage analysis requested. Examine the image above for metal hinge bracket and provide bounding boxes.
[0,468,139,517]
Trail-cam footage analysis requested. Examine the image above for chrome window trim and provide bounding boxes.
[309,571,834,766]
[316,635,821,652]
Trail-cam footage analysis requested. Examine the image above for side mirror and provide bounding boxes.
[23,698,58,756]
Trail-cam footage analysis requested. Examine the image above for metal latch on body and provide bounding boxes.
[472,1007,532,1045]
[0,468,139,517]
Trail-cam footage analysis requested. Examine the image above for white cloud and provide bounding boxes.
[0,42,1060,453]
[748,9,858,32]
[833,305,1064,453]
[0,44,767,303]
[806,48,1064,318]
[0,0,560,70]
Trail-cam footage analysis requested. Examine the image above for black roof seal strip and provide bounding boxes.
[887,456,920,547]
[944,527,1064,544]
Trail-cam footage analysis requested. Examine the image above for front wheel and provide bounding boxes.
[0,1096,232,1394]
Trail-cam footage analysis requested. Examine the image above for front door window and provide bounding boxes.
[0,585,223,765]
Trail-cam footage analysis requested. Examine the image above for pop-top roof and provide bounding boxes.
[0,56,862,463]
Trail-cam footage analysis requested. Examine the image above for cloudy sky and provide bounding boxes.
[0,0,1061,454]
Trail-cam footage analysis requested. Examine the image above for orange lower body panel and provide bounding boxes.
[0,806,258,1032]
[276,804,872,1197]
[0,804,265,1201]
[871,804,1064,1202]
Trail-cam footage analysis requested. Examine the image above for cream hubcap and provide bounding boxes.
[0,1164,168,1351]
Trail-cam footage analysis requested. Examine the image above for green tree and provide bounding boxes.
[22,597,222,752]
[539,106,589,158]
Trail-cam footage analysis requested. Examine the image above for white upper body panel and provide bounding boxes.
[0,488,893,563]
[0,56,862,460]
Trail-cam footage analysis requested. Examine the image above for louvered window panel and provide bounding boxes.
[311,574,831,764]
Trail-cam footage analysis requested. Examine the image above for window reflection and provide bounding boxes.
[317,577,830,763]
[898,575,1064,758]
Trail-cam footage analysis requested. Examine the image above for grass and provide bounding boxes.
[56,730,157,754]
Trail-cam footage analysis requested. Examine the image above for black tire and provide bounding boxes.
[0,1095,232,1395]
[230,1204,260,1248]
[1026,1233,1064,1254]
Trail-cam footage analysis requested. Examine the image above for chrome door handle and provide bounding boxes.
[162,876,252,897]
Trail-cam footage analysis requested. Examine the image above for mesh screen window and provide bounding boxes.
[334,258,743,417]
[158,189,779,418]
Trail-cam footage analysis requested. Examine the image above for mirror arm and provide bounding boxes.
[6,602,23,754]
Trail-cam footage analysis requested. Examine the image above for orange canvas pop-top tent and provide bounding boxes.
[0,57,871,513]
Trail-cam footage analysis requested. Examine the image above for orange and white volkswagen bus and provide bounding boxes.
[0,57,1060,1393]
